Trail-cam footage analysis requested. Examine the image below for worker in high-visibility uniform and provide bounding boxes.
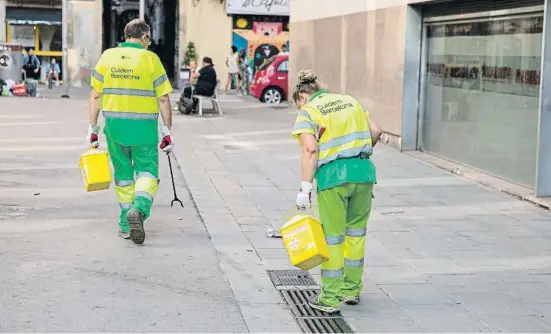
[86,19,174,245]
[292,70,382,314]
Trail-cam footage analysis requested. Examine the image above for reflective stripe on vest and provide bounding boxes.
[96,46,163,116]
[153,74,168,88]
[103,111,159,120]
[103,88,156,97]
[301,94,373,168]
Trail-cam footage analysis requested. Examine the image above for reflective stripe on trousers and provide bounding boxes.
[115,180,135,232]
[115,181,135,207]
[317,182,373,307]
[134,171,159,203]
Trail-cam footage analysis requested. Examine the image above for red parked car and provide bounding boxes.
[250,54,288,104]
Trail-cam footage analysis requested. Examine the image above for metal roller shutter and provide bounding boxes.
[423,0,544,18]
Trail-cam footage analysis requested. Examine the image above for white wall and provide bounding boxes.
[0,0,6,43]
[291,0,436,22]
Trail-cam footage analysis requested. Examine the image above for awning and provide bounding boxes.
[5,7,62,25]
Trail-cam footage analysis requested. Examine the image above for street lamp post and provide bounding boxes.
[61,0,69,98]
[139,0,145,20]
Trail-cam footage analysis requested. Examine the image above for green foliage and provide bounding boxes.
[183,41,197,66]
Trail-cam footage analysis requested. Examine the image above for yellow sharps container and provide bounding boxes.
[280,209,329,271]
[79,148,112,192]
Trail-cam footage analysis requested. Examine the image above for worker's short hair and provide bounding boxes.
[124,19,150,40]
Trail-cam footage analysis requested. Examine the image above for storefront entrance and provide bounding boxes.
[420,1,544,187]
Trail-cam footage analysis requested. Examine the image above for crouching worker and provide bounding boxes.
[291,70,382,313]
[86,18,174,244]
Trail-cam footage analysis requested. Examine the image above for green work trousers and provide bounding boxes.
[106,137,159,233]
[317,182,374,307]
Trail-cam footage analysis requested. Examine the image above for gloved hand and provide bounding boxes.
[296,181,313,210]
[159,125,173,153]
[86,124,100,148]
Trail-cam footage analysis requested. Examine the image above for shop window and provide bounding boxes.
[37,25,62,52]
[6,24,62,56]
[7,25,35,48]
[421,14,544,187]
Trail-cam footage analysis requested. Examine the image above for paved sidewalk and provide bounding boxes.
[171,102,551,333]
[0,98,247,332]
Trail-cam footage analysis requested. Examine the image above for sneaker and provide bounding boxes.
[308,296,340,314]
[342,295,360,305]
[118,230,131,239]
[126,209,145,245]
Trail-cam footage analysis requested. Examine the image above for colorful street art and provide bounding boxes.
[232,15,289,74]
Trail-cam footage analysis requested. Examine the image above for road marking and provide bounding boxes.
[222,138,295,147]
[204,129,290,139]
[272,155,298,161]
[0,115,37,119]
[0,137,82,143]
[0,145,83,152]
[0,164,78,171]
[0,121,60,126]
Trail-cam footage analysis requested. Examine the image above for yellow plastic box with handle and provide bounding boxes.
[79,148,112,192]
[280,209,329,271]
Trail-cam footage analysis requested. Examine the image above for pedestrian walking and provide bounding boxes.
[291,70,382,314]
[239,49,251,95]
[225,45,240,95]
[87,19,174,245]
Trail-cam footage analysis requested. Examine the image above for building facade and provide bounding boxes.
[181,0,289,83]
[290,0,551,196]
[0,0,101,85]
[0,0,63,81]
[1,0,290,87]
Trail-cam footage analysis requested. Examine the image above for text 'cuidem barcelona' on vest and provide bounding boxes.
[317,99,354,115]
[110,67,140,80]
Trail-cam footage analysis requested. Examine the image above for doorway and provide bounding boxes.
[101,0,179,82]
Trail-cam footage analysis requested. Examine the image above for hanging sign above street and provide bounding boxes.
[226,0,289,16]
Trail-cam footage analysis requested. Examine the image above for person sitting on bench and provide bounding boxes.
[181,56,217,113]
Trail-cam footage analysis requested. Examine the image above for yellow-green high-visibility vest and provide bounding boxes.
[292,90,373,168]
[90,42,173,146]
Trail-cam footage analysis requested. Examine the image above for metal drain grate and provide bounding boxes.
[267,270,354,333]
[267,269,318,287]
[281,289,354,333]
[296,317,353,334]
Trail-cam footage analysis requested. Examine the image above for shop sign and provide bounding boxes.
[226,0,289,16]
[428,16,543,37]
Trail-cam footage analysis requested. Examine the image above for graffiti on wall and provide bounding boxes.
[232,15,289,74]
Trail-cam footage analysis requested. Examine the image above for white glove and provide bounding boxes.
[296,181,313,210]
[86,124,100,148]
[159,125,174,153]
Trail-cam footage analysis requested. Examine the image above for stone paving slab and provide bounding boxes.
[0,98,248,332]
[171,101,551,333]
